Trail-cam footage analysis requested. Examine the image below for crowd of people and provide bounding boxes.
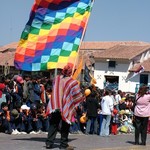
[0,73,52,135]
[0,70,150,148]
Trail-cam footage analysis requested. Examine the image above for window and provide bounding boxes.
[140,74,148,85]
[108,61,116,68]
[104,75,119,90]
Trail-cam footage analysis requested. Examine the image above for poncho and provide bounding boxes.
[47,75,84,124]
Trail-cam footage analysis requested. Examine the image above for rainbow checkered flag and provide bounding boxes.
[14,0,94,71]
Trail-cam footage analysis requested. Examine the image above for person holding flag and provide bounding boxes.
[46,65,85,149]
[13,0,95,148]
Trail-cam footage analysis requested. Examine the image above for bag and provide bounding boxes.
[131,103,136,112]
[131,96,141,111]
[120,126,128,133]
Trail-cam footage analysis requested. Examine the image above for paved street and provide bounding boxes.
[0,133,150,150]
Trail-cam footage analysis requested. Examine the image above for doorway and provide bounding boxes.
[104,75,119,90]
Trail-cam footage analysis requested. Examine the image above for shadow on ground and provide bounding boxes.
[126,141,135,145]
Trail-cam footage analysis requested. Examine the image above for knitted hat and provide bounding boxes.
[16,76,24,84]
[61,65,72,77]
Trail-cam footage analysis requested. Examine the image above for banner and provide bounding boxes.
[72,57,83,80]
[14,0,93,71]
[126,65,144,81]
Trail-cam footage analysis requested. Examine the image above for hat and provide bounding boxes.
[13,75,19,81]
[0,83,5,90]
[125,109,131,115]
[11,109,19,119]
[21,104,30,110]
[61,65,72,77]
[0,83,6,98]
[16,76,24,84]
[119,110,125,115]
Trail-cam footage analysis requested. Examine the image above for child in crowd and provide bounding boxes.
[19,104,30,134]
[0,102,12,134]
[28,103,41,134]
[37,103,49,133]
[10,108,21,134]
[125,95,134,111]
[0,83,6,108]
[119,97,126,110]
[119,110,134,134]
[111,107,119,135]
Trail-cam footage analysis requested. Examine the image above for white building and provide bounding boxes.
[1,41,150,93]
[80,41,150,93]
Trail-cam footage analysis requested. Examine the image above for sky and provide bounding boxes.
[0,0,150,46]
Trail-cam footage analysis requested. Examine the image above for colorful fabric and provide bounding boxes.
[14,0,93,71]
[46,75,84,124]
[84,64,92,83]
[72,57,83,80]
[126,65,144,81]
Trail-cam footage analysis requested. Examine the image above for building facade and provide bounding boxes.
[1,41,150,93]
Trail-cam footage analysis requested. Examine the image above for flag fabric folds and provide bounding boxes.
[126,65,145,81]
[84,64,92,83]
[14,0,93,71]
[72,57,83,80]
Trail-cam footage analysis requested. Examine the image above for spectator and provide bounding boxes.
[0,102,12,134]
[115,90,122,111]
[22,74,31,104]
[111,107,119,135]
[0,83,6,108]
[14,76,24,104]
[28,76,41,106]
[134,85,150,145]
[85,89,99,135]
[100,90,113,136]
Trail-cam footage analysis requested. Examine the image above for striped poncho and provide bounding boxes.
[47,75,84,124]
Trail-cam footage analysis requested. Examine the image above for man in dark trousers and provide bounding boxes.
[45,65,85,150]
[85,89,99,135]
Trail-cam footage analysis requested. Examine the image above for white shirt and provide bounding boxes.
[115,94,121,104]
[101,95,113,115]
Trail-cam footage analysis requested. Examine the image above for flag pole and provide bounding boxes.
[72,0,95,75]
[54,68,58,77]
